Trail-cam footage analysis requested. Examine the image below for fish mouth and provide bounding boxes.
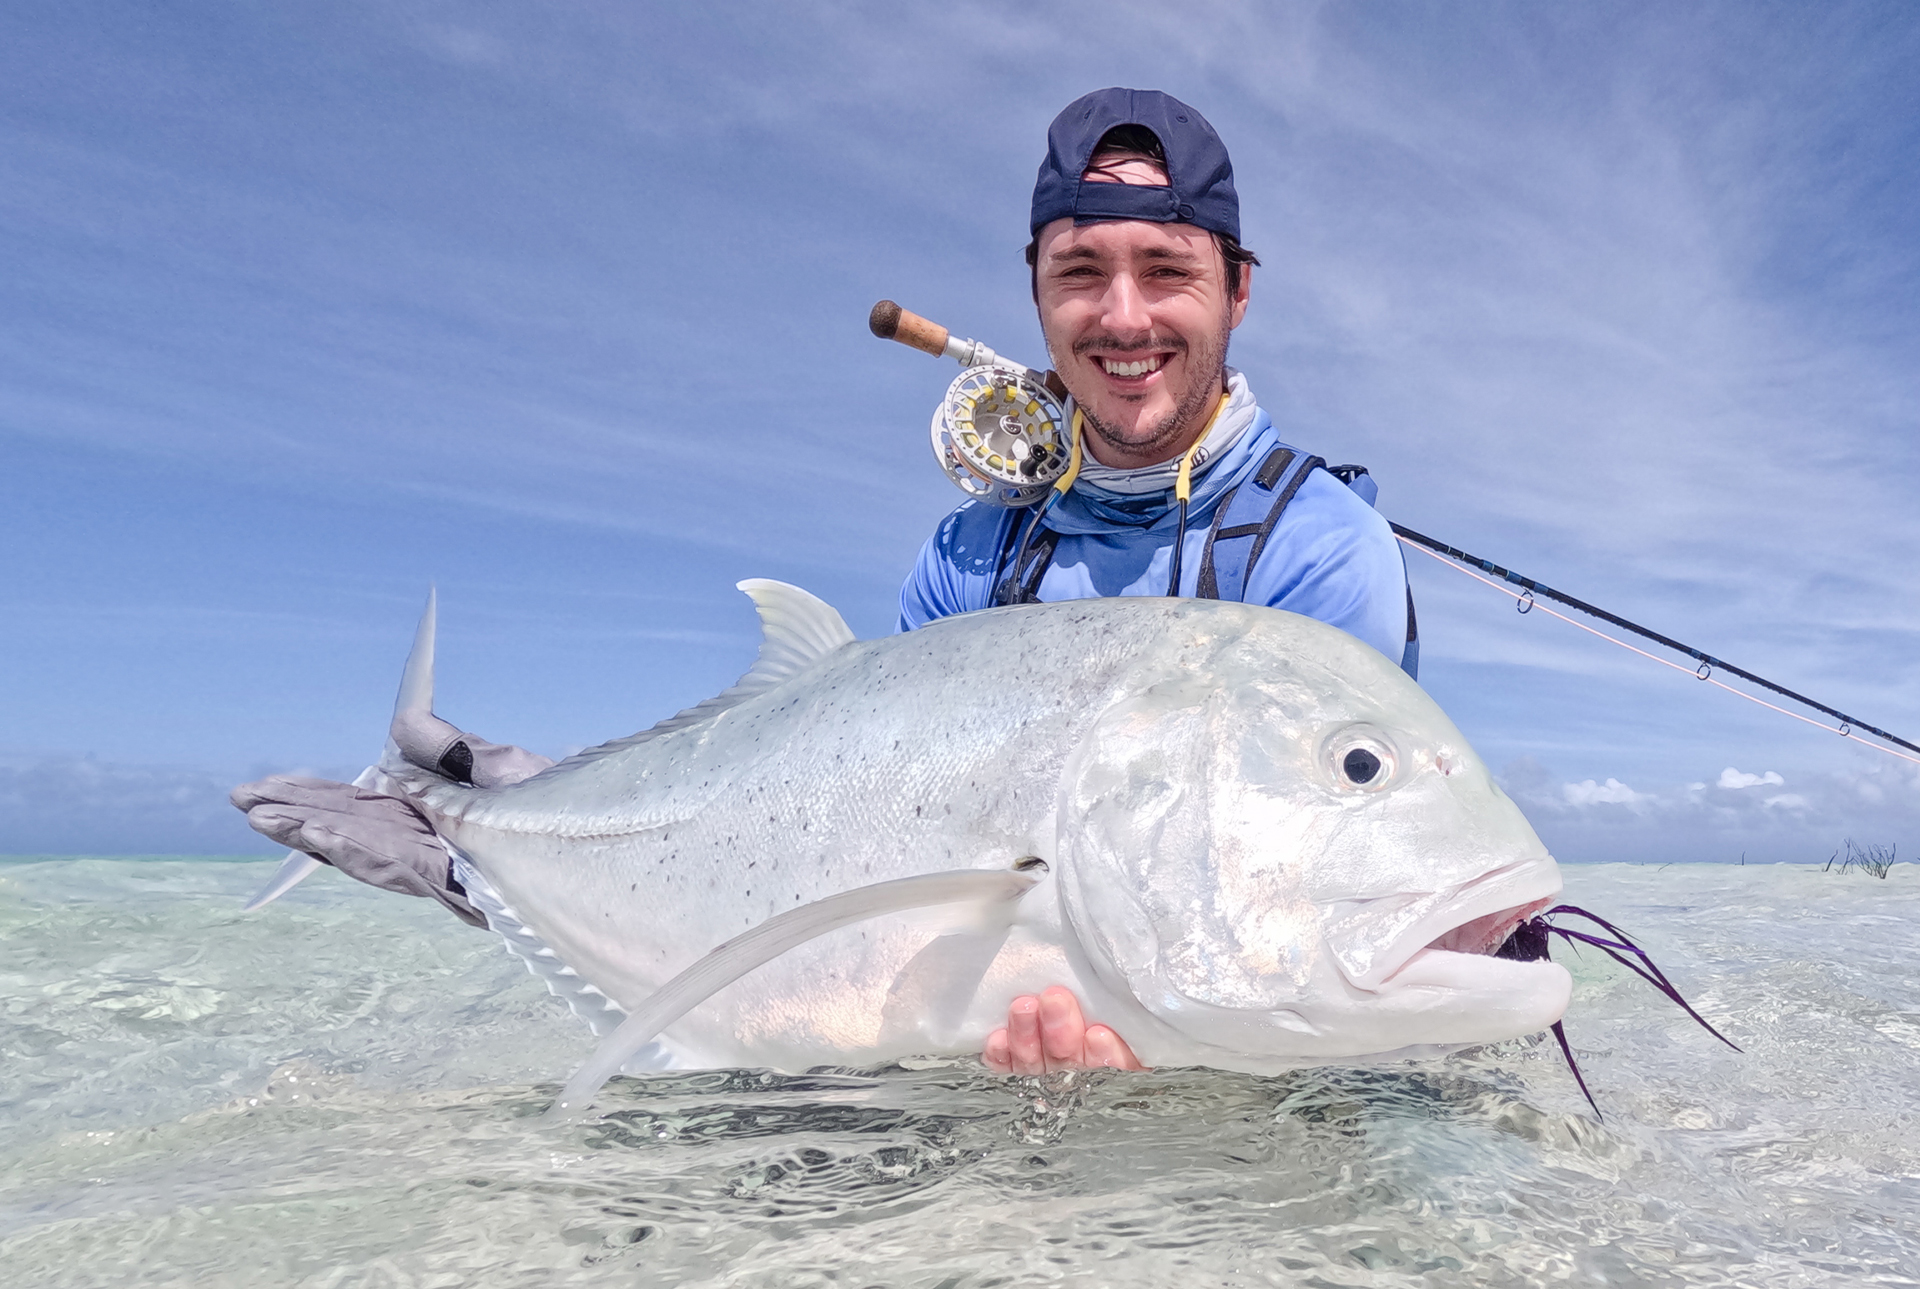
[1326,856,1563,992]
[1419,897,1554,959]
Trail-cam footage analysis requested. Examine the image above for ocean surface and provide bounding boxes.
[1,858,1916,1287]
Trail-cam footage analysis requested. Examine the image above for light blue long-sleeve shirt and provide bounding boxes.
[897,408,1410,669]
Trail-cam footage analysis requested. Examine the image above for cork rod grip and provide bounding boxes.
[868,300,951,359]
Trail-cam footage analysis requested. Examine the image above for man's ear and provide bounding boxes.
[1228,262,1252,330]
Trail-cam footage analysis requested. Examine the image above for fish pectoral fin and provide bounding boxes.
[544,867,1040,1123]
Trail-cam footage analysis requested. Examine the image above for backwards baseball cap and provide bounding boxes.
[1029,88,1239,241]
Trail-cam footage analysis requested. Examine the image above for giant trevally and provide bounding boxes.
[262,582,1575,1112]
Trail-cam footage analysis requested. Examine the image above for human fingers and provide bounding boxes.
[1004,994,1046,1075]
[242,803,317,851]
[1084,1024,1146,1071]
[982,1027,1013,1074]
[1037,985,1088,1071]
[231,775,360,813]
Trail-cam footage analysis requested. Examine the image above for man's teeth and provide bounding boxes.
[1101,356,1163,378]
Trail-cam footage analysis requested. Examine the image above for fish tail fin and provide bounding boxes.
[393,586,438,731]
[242,851,326,912]
[384,587,469,775]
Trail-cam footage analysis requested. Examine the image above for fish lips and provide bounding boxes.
[1118,857,1570,1061]
[1318,855,1563,993]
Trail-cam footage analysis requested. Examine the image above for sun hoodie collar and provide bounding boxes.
[1045,371,1271,535]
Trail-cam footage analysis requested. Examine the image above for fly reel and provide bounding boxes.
[930,365,1071,508]
[870,299,1074,509]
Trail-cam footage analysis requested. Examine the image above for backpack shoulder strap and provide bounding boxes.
[1328,463,1420,679]
[991,512,1062,607]
[1195,448,1324,601]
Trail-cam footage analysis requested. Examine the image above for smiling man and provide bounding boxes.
[900,89,1417,1074]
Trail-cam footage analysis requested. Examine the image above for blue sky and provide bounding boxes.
[2,0,1916,861]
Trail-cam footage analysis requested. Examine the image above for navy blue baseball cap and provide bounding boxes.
[1030,88,1240,241]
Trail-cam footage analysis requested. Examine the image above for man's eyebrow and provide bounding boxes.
[1042,243,1206,265]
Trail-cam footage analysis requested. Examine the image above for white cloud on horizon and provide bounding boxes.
[1563,777,1650,808]
[1718,767,1786,790]
[0,753,294,856]
[1505,749,1920,862]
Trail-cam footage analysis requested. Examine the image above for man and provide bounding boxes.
[235,88,1412,1079]
[901,89,1412,1074]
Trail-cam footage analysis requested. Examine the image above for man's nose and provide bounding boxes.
[1097,272,1152,338]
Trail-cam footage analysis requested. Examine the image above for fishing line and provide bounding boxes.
[1394,528,1920,769]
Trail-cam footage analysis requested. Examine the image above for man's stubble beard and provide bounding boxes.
[1063,311,1233,466]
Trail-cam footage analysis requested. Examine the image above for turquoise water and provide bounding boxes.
[2,859,1916,1287]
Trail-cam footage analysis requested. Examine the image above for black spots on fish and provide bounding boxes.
[630,883,637,892]
[915,805,922,817]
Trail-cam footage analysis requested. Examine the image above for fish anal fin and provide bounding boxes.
[451,855,673,1071]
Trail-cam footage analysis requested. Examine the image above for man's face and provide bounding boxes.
[1033,158,1251,469]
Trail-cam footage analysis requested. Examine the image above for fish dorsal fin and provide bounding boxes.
[639,580,854,737]
[734,578,857,684]
[565,582,856,761]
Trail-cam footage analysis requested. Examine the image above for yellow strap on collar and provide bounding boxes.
[1174,390,1233,504]
[1053,409,1086,497]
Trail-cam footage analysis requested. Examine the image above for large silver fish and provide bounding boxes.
[292,583,1571,1104]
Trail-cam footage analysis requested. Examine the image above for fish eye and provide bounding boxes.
[1322,725,1400,793]
[1342,747,1382,784]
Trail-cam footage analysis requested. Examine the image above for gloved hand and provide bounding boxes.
[232,775,489,927]
[233,720,554,928]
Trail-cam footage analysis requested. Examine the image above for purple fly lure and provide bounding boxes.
[1495,905,1740,1118]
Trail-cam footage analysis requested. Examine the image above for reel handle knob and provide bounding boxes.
[868,300,950,358]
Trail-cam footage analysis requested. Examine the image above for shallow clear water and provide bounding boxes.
[2,858,1916,1287]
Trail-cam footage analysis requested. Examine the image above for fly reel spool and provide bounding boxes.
[870,299,1073,509]
[930,365,1070,507]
